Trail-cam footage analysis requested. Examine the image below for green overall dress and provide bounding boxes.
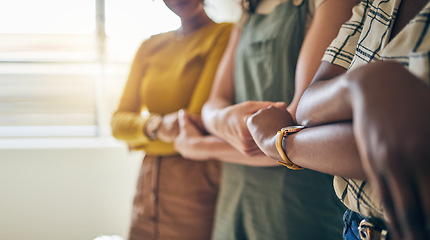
[211,1,346,239]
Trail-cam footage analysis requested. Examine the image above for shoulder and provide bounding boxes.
[145,31,175,45]
[135,31,174,56]
[307,0,327,15]
[198,22,234,43]
[211,22,234,34]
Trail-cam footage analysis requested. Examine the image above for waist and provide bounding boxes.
[136,141,178,156]
[358,217,390,240]
[221,162,335,190]
[344,209,390,240]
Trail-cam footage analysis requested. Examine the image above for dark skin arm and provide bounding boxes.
[250,1,430,238]
[296,62,352,125]
[247,62,366,179]
[345,61,430,240]
[248,61,430,240]
[301,0,430,238]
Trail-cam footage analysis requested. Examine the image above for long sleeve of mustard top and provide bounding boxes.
[111,22,233,155]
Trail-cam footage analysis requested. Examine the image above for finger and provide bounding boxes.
[177,109,186,129]
[248,101,282,112]
[272,101,287,109]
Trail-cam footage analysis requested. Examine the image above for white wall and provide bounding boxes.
[0,139,142,240]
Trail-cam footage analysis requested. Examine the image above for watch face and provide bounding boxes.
[281,125,305,133]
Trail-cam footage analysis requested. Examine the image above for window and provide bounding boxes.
[0,0,180,138]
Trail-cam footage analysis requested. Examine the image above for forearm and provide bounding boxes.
[286,122,365,179]
[111,111,149,144]
[255,118,365,179]
[188,135,279,166]
[345,61,430,171]
[291,62,430,179]
[202,100,231,137]
[296,62,351,126]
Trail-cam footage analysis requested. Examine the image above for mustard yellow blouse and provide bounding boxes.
[111,22,232,155]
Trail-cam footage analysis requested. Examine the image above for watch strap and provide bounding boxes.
[275,126,304,170]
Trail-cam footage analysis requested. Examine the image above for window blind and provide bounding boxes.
[0,34,100,137]
[0,0,183,138]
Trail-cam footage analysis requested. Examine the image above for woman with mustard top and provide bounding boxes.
[174,0,359,239]
[110,0,232,239]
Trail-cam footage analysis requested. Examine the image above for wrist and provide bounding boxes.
[263,135,281,160]
[208,108,229,137]
[144,114,163,140]
[275,126,305,170]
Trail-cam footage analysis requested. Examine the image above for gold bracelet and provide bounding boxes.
[275,126,305,170]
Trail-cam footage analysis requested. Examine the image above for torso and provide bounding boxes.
[213,2,345,239]
[390,0,428,41]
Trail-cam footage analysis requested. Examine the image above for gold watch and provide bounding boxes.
[275,126,305,170]
[145,114,162,140]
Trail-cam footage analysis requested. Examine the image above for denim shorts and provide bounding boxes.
[343,209,365,240]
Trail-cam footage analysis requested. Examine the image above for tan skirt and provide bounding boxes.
[128,154,220,240]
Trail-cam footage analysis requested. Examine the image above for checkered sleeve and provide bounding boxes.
[333,176,384,218]
[322,0,372,69]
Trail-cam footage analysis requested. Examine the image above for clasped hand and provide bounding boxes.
[174,109,210,160]
[246,105,296,160]
[214,101,286,156]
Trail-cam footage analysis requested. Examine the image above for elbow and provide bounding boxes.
[201,103,212,131]
[110,116,128,141]
[295,93,312,126]
[201,102,211,123]
[110,119,123,140]
[295,107,306,126]
[201,101,219,134]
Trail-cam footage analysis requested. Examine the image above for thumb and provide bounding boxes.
[272,101,287,109]
[178,109,193,129]
[177,109,187,129]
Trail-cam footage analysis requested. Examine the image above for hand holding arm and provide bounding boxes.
[174,110,210,160]
[175,109,279,166]
[205,100,286,156]
[246,106,295,160]
[157,112,179,142]
[246,0,363,177]
[202,25,286,155]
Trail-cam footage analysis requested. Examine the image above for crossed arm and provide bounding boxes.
[199,0,360,154]
[174,0,360,166]
[247,60,430,240]
[246,61,366,178]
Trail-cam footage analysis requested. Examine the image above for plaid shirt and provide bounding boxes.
[322,0,430,218]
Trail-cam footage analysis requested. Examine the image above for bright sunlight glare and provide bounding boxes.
[0,0,180,37]
[0,0,95,34]
[105,0,181,38]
